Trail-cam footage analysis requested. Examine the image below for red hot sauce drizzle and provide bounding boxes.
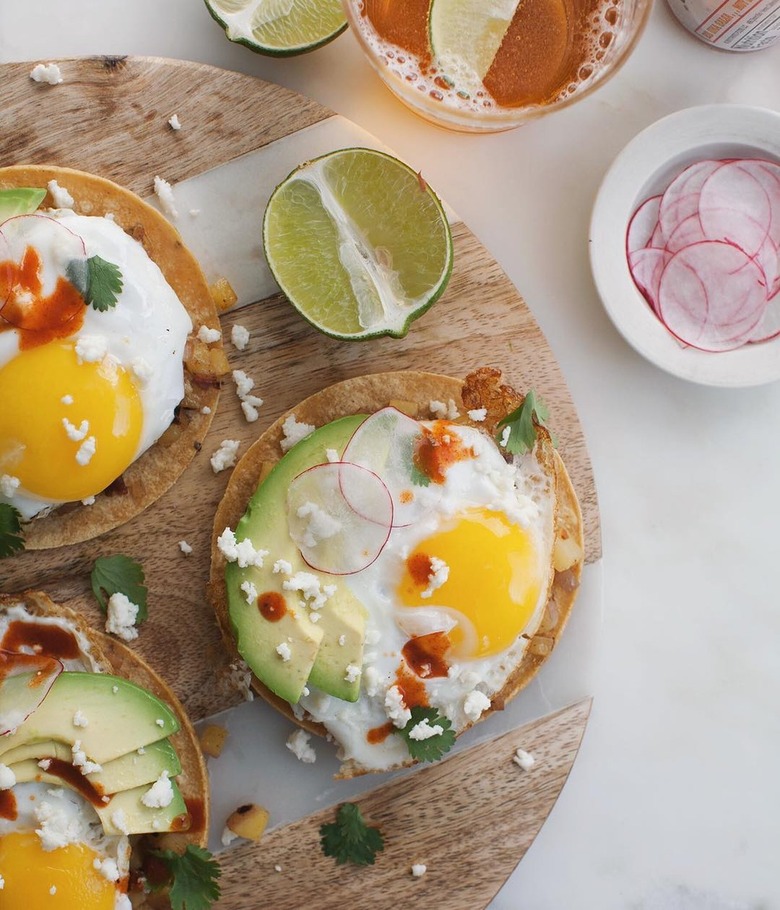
[413,421,475,485]
[1,620,81,662]
[402,631,452,679]
[0,788,17,821]
[258,592,286,622]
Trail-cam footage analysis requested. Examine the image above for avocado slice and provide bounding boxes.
[0,187,46,223]
[9,759,188,835]
[0,740,72,765]
[227,415,368,704]
[0,672,179,763]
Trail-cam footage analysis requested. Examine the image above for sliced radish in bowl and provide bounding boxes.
[287,461,394,575]
[0,650,63,736]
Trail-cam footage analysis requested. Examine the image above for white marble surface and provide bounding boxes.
[2,4,780,908]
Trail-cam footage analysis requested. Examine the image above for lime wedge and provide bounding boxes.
[263,148,453,341]
[204,0,347,56]
[429,0,520,95]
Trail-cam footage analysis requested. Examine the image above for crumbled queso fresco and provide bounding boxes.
[286,729,316,763]
[210,439,241,473]
[280,415,315,453]
[153,175,178,219]
[29,62,63,84]
[104,592,140,641]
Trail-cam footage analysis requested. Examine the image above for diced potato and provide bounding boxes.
[210,277,238,312]
[199,724,229,758]
[226,803,269,842]
[388,399,419,418]
[185,339,230,380]
[553,530,583,572]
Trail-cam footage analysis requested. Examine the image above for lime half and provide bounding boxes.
[263,148,454,341]
[429,0,519,94]
[205,0,347,56]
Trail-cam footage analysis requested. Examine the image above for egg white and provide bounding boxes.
[0,209,193,519]
[295,421,556,771]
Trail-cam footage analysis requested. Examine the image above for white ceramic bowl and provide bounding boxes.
[590,104,780,388]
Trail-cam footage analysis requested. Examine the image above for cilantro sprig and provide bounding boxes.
[67,254,123,312]
[495,389,551,456]
[0,504,24,558]
[90,554,148,622]
[396,706,456,763]
[405,434,431,488]
[320,802,385,866]
[151,845,221,910]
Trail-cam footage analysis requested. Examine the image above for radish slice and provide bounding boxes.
[658,160,724,240]
[658,241,768,351]
[287,462,393,575]
[341,407,440,527]
[626,195,661,253]
[665,213,707,253]
[628,247,670,313]
[0,650,63,736]
[0,214,86,315]
[698,162,772,258]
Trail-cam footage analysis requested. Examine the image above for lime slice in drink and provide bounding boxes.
[263,148,453,341]
[204,0,347,56]
[428,0,519,95]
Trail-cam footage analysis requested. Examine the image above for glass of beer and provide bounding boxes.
[342,0,652,132]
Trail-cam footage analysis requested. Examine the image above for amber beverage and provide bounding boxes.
[343,0,652,131]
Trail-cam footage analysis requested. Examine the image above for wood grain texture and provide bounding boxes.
[0,57,598,908]
[217,699,591,910]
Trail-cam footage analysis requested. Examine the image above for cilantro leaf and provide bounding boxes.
[66,255,123,312]
[151,846,221,910]
[320,802,384,866]
[0,503,24,558]
[495,389,551,456]
[90,554,148,622]
[396,706,456,763]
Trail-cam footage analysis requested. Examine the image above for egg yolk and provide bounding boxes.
[0,341,143,501]
[0,831,118,909]
[397,508,542,659]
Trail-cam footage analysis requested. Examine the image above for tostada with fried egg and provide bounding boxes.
[208,368,583,776]
[0,166,228,550]
[0,590,216,909]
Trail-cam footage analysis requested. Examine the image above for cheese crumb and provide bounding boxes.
[49,885,57,895]
[274,864,282,873]
[71,741,101,775]
[273,559,292,575]
[30,62,63,84]
[463,690,491,722]
[280,415,315,453]
[384,685,411,729]
[344,664,361,683]
[63,417,89,442]
[429,399,460,420]
[295,501,342,549]
[467,408,487,422]
[0,475,20,498]
[47,179,74,208]
[75,335,108,363]
[141,771,174,808]
[153,175,178,219]
[168,113,182,130]
[111,809,129,835]
[155,719,165,728]
[276,642,291,662]
[72,710,88,728]
[420,556,449,599]
[221,826,239,847]
[411,863,427,878]
[499,425,511,448]
[513,748,535,771]
[217,527,268,568]
[201,406,212,415]
[197,325,222,344]
[0,875,4,889]
[81,495,96,506]
[105,592,139,642]
[282,571,333,610]
[408,718,444,740]
[132,357,153,385]
[178,540,193,556]
[210,439,241,473]
[285,729,316,763]
[94,857,120,882]
[231,324,250,350]
[61,395,74,405]
[75,433,96,464]
[0,764,16,790]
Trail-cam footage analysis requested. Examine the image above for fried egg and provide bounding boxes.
[0,784,131,910]
[0,209,192,519]
[295,415,557,771]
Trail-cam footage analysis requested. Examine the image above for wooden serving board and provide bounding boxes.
[0,57,601,908]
